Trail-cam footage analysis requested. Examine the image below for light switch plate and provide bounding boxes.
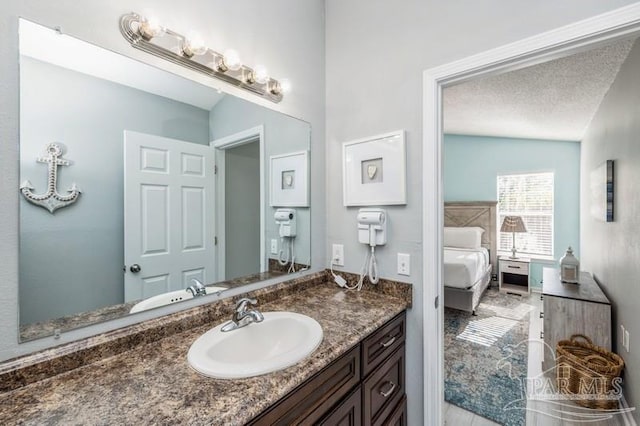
[624,329,630,352]
[270,239,278,255]
[397,253,410,276]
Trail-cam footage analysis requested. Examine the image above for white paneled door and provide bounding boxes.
[124,131,215,302]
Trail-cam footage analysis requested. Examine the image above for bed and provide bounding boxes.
[443,201,497,314]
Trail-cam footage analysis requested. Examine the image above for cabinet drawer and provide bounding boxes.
[363,345,405,426]
[317,386,362,426]
[385,395,408,426]
[500,260,528,275]
[362,311,406,377]
[249,345,361,425]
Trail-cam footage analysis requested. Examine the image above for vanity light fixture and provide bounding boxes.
[119,12,287,103]
[279,78,292,93]
[252,65,270,84]
[218,49,242,72]
[181,33,207,58]
[137,16,164,41]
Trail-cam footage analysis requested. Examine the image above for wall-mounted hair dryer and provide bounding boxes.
[353,208,387,288]
[274,208,297,272]
[274,208,296,237]
[357,208,387,247]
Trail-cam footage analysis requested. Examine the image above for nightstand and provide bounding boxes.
[498,256,530,295]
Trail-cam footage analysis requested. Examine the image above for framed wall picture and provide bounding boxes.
[342,130,406,206]
[270,150,309,207]
[589,159,614,222]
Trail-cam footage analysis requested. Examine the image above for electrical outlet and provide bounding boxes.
[624,329,630,352]
[270,239,278,255]
[397,253,410,276]
[332,244,344,266]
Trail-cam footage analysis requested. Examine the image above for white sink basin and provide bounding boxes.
[187,311,323,379]
[129,286,227,314]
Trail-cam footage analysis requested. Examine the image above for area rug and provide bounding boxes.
[444,288,535,426]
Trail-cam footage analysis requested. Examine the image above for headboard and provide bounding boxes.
[444,201,498,272]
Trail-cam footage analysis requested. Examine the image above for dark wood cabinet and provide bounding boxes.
[385,395,408,426]
[361,312,405,377]
[248,311,407,426]
[248,346,361,425]
[318,388,362,426]
[362,346,405,426]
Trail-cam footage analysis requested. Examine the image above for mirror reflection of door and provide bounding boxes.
[123,130,216,302]
[223,141,261,280]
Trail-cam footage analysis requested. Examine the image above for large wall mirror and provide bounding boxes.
[18,19,311,342]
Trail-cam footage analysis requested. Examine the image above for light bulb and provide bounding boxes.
[222,49,241,71]
[138,16,164,40]
[182,33,207,57]
[253,65,270,84]
[280,78,292,94]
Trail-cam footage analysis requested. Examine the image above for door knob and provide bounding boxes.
[130,264,142,273]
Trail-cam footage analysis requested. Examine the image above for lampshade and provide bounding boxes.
[500,216,527,233]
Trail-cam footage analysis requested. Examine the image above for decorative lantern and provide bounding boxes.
[559,246,580,283]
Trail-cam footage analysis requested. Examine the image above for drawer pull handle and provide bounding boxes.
[539,312,544,319]
[507,265,521,269]
[379,381,396,398]
[380,336,397,348]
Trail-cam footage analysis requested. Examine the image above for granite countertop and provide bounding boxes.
[0,278,410,425]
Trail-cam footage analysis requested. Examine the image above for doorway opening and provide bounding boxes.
[212,125,265,281]
[222,140,260,280]
[422,5,640,425]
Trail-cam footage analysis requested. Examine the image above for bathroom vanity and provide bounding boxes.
[250,311,406,425]
[0,271,411,425]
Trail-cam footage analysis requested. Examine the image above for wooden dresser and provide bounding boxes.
[541,267,611,371]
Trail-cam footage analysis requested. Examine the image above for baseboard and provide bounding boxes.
[619,394,637,426]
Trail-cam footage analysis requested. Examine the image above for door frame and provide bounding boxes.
[211,125,265,281]
[422,4,640,424]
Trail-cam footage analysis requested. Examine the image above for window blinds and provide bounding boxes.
[497,172,554,256]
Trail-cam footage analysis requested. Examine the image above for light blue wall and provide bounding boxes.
[444,134,581,289]
[225,142,261,279]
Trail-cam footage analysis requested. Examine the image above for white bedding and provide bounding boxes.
[444,247,490,289]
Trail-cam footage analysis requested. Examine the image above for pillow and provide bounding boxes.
[444,227,484,249]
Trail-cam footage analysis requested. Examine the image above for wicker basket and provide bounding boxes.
[556,334,624,409]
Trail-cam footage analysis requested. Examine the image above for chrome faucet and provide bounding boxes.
[186,278,207,297]
[221,298,264,332]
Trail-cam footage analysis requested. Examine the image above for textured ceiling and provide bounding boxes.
[443,38,636,141]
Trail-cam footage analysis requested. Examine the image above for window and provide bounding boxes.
[497,172,554,257]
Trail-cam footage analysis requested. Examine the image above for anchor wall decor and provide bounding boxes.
[20,143,81,213]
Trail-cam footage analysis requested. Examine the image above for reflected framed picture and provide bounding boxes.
[589,159,614,222]
[270,151,309,207]
[342,130,406,206]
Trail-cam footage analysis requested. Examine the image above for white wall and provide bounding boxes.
[0,0,325,361]
[580,39,640,421]
[325,1,639,423]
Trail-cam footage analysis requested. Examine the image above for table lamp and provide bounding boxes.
[500,216,527,259]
